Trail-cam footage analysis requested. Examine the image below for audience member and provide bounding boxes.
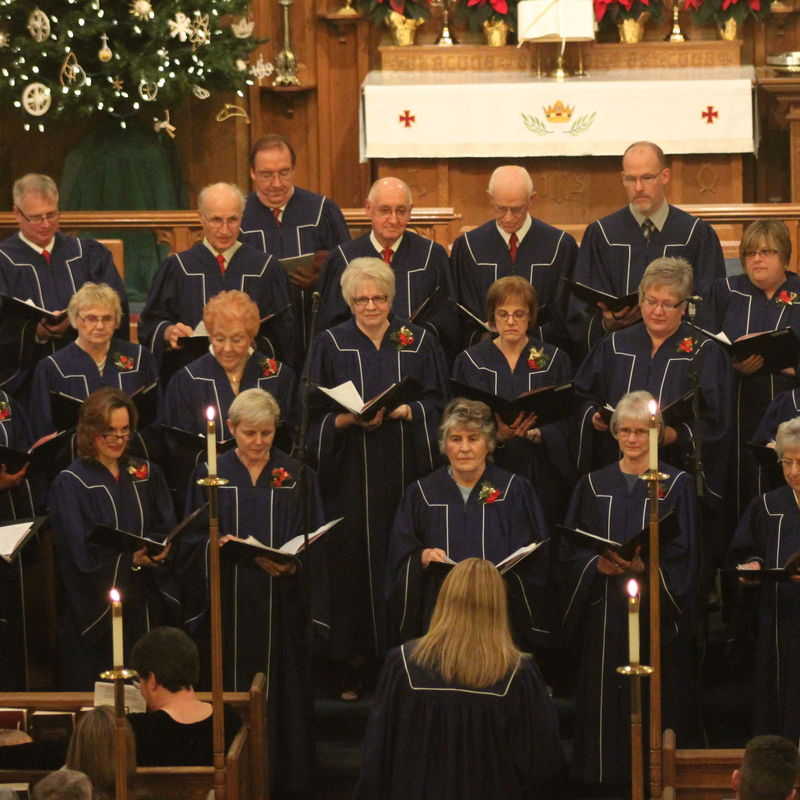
[731,735,799,800]
[31,769,93,800]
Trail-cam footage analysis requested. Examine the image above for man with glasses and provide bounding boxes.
[138,181,294,368]
[449,165,577,351]
[240,134,351,352]
[570,141,725,355]
[0,173,129,396]
[316,177,458,358]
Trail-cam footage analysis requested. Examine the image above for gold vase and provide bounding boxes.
[617,12,650,43]
[483,18,510,46]
[386,10,423,46]
[717,17,737,39]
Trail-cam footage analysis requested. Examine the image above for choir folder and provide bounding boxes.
[449,380,574,427]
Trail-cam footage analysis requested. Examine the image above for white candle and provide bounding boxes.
[206,406,217,476]
[648,399,658,472]
[110,588,123,669]
[627,579,640,665]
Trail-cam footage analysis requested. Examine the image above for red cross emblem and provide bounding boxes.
[701,105,718,124]
[399,109,415,128]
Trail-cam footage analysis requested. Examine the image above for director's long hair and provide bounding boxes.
[410,558,522,688]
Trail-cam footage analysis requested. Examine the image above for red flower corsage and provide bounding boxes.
[271,467,291,487]
[113,353,135,371]
[390,326,415,350]
[677,337,695,354]
[127,462,148,480]
[0,401,11,421]
[776,289,800,306]
[527,345,550,370]
[260,358,279,377]
[478,481,502,504]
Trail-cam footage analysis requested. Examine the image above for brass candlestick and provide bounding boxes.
[274,0,300,86]
[335,0,359,16]
[99,667,139,800]
[434,0,456,45]
[616,662,654,800]
[667,2,686,41]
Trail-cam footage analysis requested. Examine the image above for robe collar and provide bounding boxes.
[495,214,532,246]
[19,231,55,255]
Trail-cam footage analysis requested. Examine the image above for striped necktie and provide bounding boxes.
[641,218,656,242]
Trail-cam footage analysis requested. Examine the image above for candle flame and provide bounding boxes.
[109,588,121,603]
[648,399,657,416]
[206,406,216,422]
[626,579,639,598]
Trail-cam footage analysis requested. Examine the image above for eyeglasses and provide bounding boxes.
[254,168,292,182]
[617,427,649,438]
[99,428,131,442]
[78,313,115,326]
[493,204,527,216]
[744,248,779,259]
[373,205,411,218]
[495,310,529,321]
[352,294,389,308]
[204,215,241,229]
[780,458,800,469]
[642,296,686,311]
[16,207,60,225]
[621,173,662,186]
[212,335,249,347]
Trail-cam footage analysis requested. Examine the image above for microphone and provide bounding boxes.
[687,295,703,304]
[311,291,321,313]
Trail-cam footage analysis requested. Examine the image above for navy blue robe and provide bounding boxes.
[729,486,800,741]
[181,448,328,795]
[755,388,800,444]
[0,232,130,395]
[573,321,734,505]
[449,219,577,350]
[308,317,448,659]
[562,461,699,784]
[569,206,725,353]
[240,187,351,353]
[354,644,564,800]
[48,457,178,689]
[137,242,295,367]
[451,336,574,524]
[386,463,552,650]
[29,339,158,440]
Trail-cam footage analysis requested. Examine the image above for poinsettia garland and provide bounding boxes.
[594,0,662,23]
[454,0,517,31]
[683,0,772,23]
[357,0,431,23]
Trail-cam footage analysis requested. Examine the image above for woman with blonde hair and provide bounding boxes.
[355,558,562,799]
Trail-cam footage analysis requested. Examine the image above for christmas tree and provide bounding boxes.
[0,0,263,133]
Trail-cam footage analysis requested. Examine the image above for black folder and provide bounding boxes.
[564,279,639,314]
[0,295,68,326]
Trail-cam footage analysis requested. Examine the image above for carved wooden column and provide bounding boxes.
[758,69,800,201]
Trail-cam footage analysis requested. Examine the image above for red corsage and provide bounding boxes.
[260,358,279,377]
[113,353,135,371]
[776,289,800,306]
[478,481,502,504]
[677,337,695,354]
[390,326,415,350]
[127,462,149,480]
[0,401,11,421]
[526,345,550,370]
[271,467,291,487]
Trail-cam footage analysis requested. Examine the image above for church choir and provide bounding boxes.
[5,135,800,796]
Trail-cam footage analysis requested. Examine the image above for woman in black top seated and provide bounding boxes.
[127,626,241,766]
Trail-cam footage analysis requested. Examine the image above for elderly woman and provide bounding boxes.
[387,397,551,648]
[181,388,326,797]
[562,390,699,790]
[29,282,157,440]
[452,276,575,524]
[697,221,800,517]
[48,387,178,689]
[356,558,563,800]
[308,256,448,696]
[730,416,800,742]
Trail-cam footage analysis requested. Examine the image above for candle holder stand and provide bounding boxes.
[99,667,139,800]
[616,662,654,800]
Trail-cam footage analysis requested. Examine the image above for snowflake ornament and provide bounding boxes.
[168,12,192,41]
[248,54,274,85]
[129,0,154,20]
[27,9,51,43]
[189,12,210,48]
[22,82,52,116]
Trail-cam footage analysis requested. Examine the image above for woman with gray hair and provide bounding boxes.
[730,415,800,743]
[308,256,447,698]
[386,397,550,648]
[562,389,699,790]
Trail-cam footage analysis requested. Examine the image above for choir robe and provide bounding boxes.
[240,188,351,353]
[562,461,699,785]
[308,317,448,659]
[0,392,38,690]
[48,457,179,689]
[569,206,725,354]
[180,448,328,796]
[755,388,800,444]
[573,321,734,506]
[137,242,295,367]
[695,271,800,516]
[354,644,564,800]
[449,218,577,350]
[386,463,553,650]
[29,339,158,440]
[451,336,575,524]
[316,231,460,360]
[729,486,800,741]
[0,233,130,395]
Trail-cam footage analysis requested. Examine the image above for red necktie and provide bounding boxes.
[41,249,51,264]
[382,248,393,265]
[271,207,281,223]
[216,253,226,274]
[508,233,518,264]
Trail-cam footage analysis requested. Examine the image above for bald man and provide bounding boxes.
[316,177,458,356]
[138,182,294,366]
[449,165,577,350]
[570,141,725,354]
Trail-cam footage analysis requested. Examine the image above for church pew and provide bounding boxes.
[661,728,742,800]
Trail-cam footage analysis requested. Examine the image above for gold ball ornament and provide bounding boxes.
[98,33,112,62]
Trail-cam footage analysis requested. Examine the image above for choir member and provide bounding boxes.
[137,182,295,367]
[562,390,699,789]
[355,557,563,800]
[387,398,551,650]
[0,174,129,397]
[755,388,800,446]
[730,417,800,742]
[48,388,178,689]
[308,256,448,697]
[450,165,576,350]
[451,275,575,523]
[569,141,725,355]
[316,177,458,359]
[29,282,157,440]
[240,134,351,353]
[697,221,800,516]
[180,388,326,797]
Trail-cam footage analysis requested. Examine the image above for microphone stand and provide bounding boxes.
[685,297,706,501]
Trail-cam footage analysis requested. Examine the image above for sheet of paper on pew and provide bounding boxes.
[596,389,696,428]
[557,510,678,562]
[0,295,68,327]
[93,681,146,713]
[730,550,800,582]
[564,280,639,314]
[219,516,343,566]
[691,324,800,373]
[49,380,158,434]
[316,377,423,422]
[429,540,547,576]
[0,431,71,477]
[449,380,574,427]
[0,517,46,564]
[517,0,595,41]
